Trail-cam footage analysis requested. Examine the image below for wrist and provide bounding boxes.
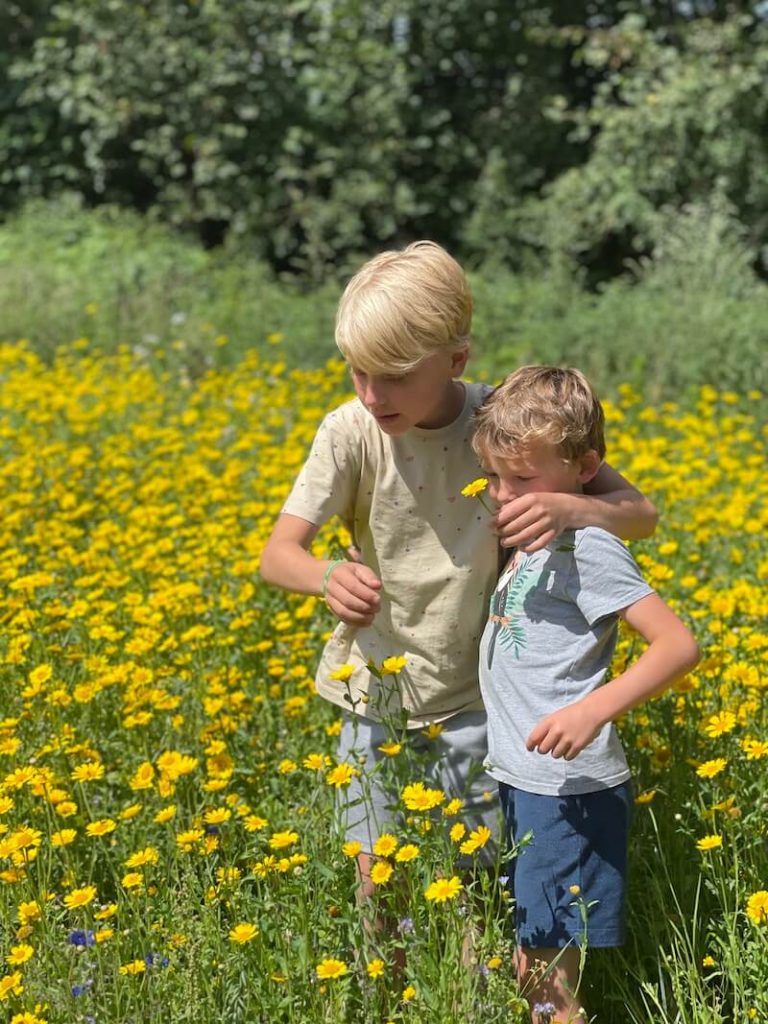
[321,559,345,596]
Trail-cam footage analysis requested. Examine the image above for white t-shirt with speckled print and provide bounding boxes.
[281,381,499,727]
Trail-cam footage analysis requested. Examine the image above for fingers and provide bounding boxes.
[325,562,382,625]
[494,495,558,550]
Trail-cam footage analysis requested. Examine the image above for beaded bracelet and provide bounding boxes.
[321,559,345,596]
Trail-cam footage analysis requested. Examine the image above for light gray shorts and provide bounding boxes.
[335,709,500,859]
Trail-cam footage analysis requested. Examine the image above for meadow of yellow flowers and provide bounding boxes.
[0,338,765,1023]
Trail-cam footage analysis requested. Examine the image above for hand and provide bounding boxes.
[526,702,603,760]
[493,492,570,552]
[325,561,382,626]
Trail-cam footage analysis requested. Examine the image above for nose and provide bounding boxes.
[494,479,518,503]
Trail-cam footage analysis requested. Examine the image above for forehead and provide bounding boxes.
[484,439,565,473]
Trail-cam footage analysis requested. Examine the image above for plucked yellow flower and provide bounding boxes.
[461,477,488,497]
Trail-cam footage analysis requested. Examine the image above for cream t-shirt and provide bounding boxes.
[282,382,499,727]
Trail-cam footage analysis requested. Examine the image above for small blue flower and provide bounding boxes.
[69,929,96,947]
[398,916,415,935]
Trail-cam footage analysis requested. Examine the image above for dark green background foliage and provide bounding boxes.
[2,1,767,280]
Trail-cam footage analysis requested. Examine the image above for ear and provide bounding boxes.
[449,345,470,377]
[577,450,602,485]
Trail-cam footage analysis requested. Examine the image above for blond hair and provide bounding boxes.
[335,240,472,374]
[473,365,606,463]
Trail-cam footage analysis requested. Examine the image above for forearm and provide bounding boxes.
[561,488,659,541]
[259,540,332,596]
[581,631,700,728]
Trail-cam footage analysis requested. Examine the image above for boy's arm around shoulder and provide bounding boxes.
[527,593,700,760]
[259,514,382,626]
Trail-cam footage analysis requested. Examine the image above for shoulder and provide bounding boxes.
[572,527,636,559]
[465,380,494,412]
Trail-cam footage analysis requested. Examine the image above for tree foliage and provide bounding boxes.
[1,2,767,279]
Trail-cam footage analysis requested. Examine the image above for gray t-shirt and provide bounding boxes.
[478,527,654,796]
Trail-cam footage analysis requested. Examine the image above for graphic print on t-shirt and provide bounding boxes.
[485,555,538,669]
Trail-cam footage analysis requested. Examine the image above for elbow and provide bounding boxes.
[637,498,659,539]
[680,630,701,675]
[258,544,278,586]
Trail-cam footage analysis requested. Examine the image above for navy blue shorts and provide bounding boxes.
[499,781,633,949]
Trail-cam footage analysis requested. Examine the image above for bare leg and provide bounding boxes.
[515,945,587,1024]
[355,852,406,972]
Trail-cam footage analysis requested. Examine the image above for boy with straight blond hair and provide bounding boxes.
[472,366,699,1024]
[260,241,658,901]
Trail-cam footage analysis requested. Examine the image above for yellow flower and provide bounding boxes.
[450,822,466,842]
[696,758,728,779]
[51,829,77,847]
[124,847,159,868]
[380,656,407,675]
[402,984,417,1002]
[86,819,117,837]
[63,885,97,910]
[372,834,398,858]
[696,834,723,851]
[229,923,258,944]
[154,804,177,823]
[119,960,146,975]
[269,831,299,850]
[129,761,155,790]
[461,477,488,497]
[326,763,357,788]
[702,955,716,967]
[424,876,463,902]
[204,807,231,825]
[121,872,144,889]
[443,798,463,816]
[342,840,363,859]
[486,956,503,970]
[746,890,768,925]
[70,762,105,782]
[395,844,419,863]
[0,971,23,1000]
[370,861,394,886]
[329,664,355,682]
[5,943,34,966]
[459,824,492,855]
[302,753,327,771]
[377,742,402,756]
[634,789,657,805]
[704,711,737,738]
[316,958,348,980]
[366,958,385,979]
[401,782,445,811]
[244,815,268,832]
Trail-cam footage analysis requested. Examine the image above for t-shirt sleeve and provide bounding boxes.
[567,528,655,626]
[280,407,361,527]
